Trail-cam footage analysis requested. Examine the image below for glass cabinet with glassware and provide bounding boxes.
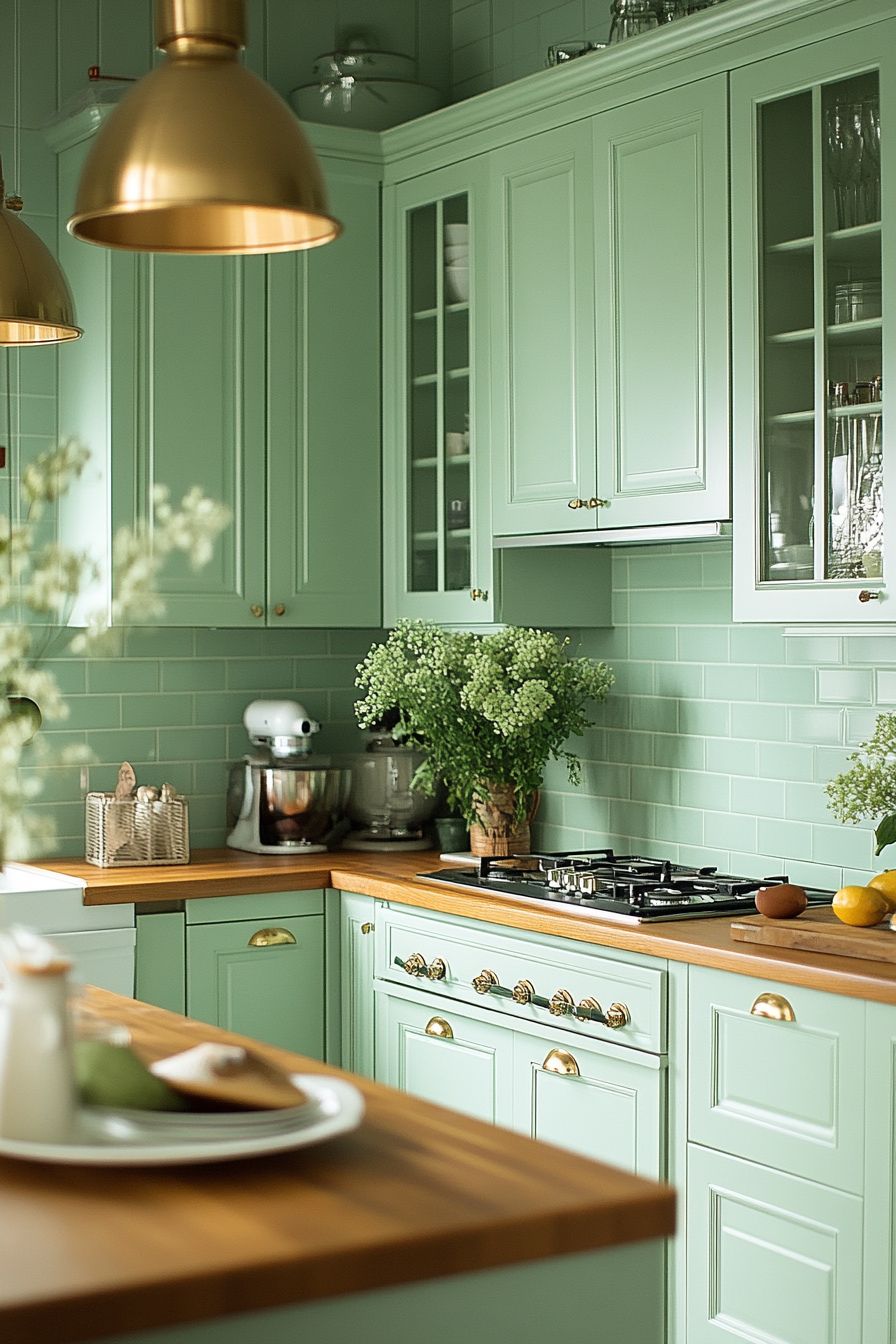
[382,159,494,626]
[732,24,893,622]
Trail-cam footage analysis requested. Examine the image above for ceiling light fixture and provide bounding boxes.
[0,164,81,345]
[68,0,341,255]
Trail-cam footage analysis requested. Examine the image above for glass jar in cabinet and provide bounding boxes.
[382,159,493,625]
[732,24,894,621]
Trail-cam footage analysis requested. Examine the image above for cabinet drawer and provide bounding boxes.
[688,966,865,1193]
[378,903,665,1053]
[686,1144,863,1344]
[375,983,514,1127]
[513,1023,664,1178]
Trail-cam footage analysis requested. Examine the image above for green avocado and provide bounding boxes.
[75,1040,187,1111]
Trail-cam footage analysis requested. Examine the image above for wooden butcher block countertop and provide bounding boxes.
[34,848,896,1006]
[0,987,674,1344]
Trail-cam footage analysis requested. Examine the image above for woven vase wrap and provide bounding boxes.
[85,793,190,867]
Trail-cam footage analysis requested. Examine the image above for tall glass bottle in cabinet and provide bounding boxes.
[382,160,493,625]
[732,26,893,622]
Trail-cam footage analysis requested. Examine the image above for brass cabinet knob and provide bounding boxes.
[567,497,608,510]
[360,922,374,935]
[512,979,535,1005]
[273,604,286,616]
[396,952,428,977]
[470,588,489,602]
[549,988,575,1016]
[604,1002,631,1029]
[542,1048,580,1076]
[859,589,881,603]
[426,957,447,981]
[425,1016,454,1039]
[250,604,264,617]
[750,992,796,1022]
[247,926,296,947]
[473,968,499,995]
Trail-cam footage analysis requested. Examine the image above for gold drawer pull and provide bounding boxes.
[247,927,296,947]
[542,1048,580,1076]
[361,922,374,935]
[750,992,796,1022]
[425,1016,453,1039]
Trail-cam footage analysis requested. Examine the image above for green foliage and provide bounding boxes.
[825,712,896,855]
[354,620,613,825]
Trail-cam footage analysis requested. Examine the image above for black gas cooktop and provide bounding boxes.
[418,850,834,924]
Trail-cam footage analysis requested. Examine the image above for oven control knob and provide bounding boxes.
[605,1002,631,1030]
[426,957,447,981]
[396,952,428,978]
[512,979,535,1005]
[473,968,499,995]
[549,989,575,1016]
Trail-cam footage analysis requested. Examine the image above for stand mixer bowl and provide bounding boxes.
[342,740,439,849]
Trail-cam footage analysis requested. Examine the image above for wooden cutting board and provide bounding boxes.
[731,906,896,963]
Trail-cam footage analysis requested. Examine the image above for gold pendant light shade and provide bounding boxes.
[0,188,81,345]
[68,0,341,254]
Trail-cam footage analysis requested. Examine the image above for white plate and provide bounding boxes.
[0,1075,365,1166]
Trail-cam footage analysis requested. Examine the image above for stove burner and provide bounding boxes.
[419,851,833,924]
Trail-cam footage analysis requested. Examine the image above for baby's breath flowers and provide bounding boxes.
[826,712,896,856]
[0,442,230,862]
[354,620,613,827]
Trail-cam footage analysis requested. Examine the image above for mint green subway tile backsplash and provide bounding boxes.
[535,541,885,889]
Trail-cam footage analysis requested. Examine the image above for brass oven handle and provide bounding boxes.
[550,988,575,1016]
[750,992,796,1022]
[473,969,513,998]
[425,1016,454,1039]
[395,952,427,978]
[512,979,536,1004]
[247,927,296,947]
[542,1048,580,1076]
[426,957,447,981]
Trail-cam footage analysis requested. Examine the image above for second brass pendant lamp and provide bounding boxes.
[69,0,341,254]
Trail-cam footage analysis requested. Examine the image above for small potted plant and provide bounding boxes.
[826,711,896,856]
[354,621,613,856]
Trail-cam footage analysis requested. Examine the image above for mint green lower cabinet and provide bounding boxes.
[512,1026,664,1178]
[686,1143,863,1344]
[375,985,515,1126]
[338,891,377,1078]
[688,965,865,1193]
[186,892,325,1058]
[135,911,186,1015]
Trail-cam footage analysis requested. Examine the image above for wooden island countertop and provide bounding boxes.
[0,987,674,1344]
[33,847,896,1007]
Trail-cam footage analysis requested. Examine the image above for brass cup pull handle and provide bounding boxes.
[248,927,296,947]
[425,1016,454,1039]
[750,992,796,1022]
[542,1048,580,1076]
[395,952,428,978]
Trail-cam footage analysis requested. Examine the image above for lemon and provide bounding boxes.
[868,870,896,912]
[832,884,890,927]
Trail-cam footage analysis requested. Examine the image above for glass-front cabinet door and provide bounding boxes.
[382,159,493,625]
[732,24,894,622]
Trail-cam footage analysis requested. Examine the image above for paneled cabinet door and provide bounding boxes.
[490,122,597,537]
[512,1027,665,1178]
[686,1144,863,1344]
[375,986,514,1126]
[382,158,494,625]
[266,145,381,627]
[731,23,895,622]
[338,891,376,1078]
[594,75,730,529]
[56,124,268,629]
[186,913,324,1058]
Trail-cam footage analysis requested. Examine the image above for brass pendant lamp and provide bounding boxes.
[0,166,81,345]
[69,0,342,254]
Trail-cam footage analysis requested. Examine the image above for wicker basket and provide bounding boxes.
[85,793,190,868]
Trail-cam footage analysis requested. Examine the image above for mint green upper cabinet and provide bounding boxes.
[490,123,597,537]
[594,76,730,529]
[382,158,494,625]
[266,142,382,627]
[53,115,381,628]
[731,23,894,622]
